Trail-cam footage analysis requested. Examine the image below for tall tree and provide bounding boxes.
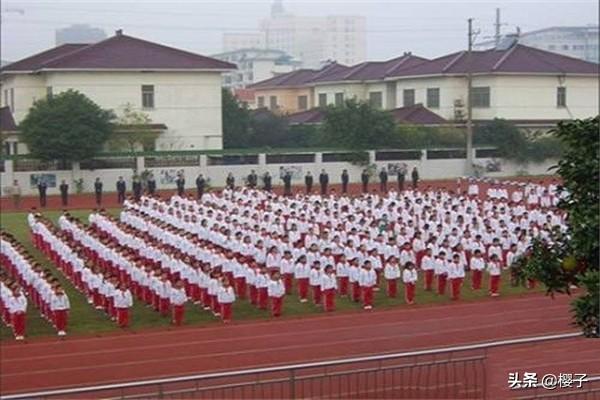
[222,89,251,148]
[248,108,289,148]
[516,117,599,337]
[109,103,158,153]
[322,100,396,149]
[20,90,114,162]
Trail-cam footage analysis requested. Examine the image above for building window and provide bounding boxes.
[557,87,567,107]
[257,96,265,108]
[334,92,344,106]
[141,85,155,109]
[471,87,490,108]
[368,92,383,109]
[297,95,308,110]
[318,93,327,107]
[426,88,440,108]
[269,96,277,110]
[403,89,415,107]
[9,88,14,112]
[46,87,53,99]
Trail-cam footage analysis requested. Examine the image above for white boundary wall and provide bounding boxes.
[1,150,557,196]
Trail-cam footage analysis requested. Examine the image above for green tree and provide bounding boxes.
[109,103,158,153]
[20,90,114,162]
[516,117,599,337]
[322,100,396,149]
[248,108,289,148]
[222,89,251,148]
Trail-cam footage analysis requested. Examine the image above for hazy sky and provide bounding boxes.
[1,0,598,62]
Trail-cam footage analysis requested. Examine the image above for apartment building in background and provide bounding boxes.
[476,26,599,63]
[223,0,367,69]
[0,31,235,154]
[213,48,300,89]
[250,41,598,130]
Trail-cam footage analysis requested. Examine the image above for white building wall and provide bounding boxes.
[313,83,367,105]
[1,74,47,122]
[393,76,466,119]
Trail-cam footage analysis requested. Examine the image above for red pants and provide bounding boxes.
[351,282,361,302]
[201,288,210,307]
[375,269,381,285]
[258,288,268,309]
[54,309,68,332]
[211,295,220,314]
[117,308,129,328]
[12,312,25,337]
[93,290,103,308]
[471,270,483,290]
[152,293,160,311]
[404,282,415,304]
[249,286,258,305]
[221,303,232,322]
[424,270,434,291]
[283,273,293,294]
[362,286,374,308]
[297,278,309,300]
[387,279,397,298]
[451,278,463,300]
[437,274,448,295]
[323,289,335,312]
[159,298,170,316]
[311,285,321,305]
[490,275,501,295]
[235,277,246,299]
[172,304,185,326]
[338,277,349,295]
[271,296,283,317]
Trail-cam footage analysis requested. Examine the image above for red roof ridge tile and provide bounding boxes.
[492,44,518,71]
[442,51,466,73]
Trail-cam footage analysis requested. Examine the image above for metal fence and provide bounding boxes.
[0,333,581,400]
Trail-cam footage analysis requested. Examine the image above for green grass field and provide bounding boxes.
[0,209,541,339]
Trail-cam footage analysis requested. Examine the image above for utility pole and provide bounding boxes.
[494,8,501,47]
[465,18,474,176]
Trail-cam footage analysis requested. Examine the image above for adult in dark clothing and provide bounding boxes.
[116,176,126,204]
[341,170,349,194]
[263,172,272,192]
[247,170,258,188]
[379,169,388,193]
[305,172,314,194]
[397,169,405,192]
[361,170,370,194]
[196,174,206,199]
[283,172,292,196]
[175,174,185,196]
[94,177,103,206]
[59,180,69,206]
[132,177,142,202]
[318,169,329,195]
[411,167,419,190]
[226,173,235,190]
[147,173,157,195]
[37,180,48,208]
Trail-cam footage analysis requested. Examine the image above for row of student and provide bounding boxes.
[0,232,71,340]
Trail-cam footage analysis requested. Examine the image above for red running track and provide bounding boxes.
[0,293,583,396]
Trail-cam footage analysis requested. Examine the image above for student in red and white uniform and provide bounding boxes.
[383,256,400,298]
[399,243,416,270]
[412,233,426,268]
[309,261,322,306]
[255,266,270,310]
[114,283,133,328]
[421,248,434,291]
[434,251,449,296]
[208,270,221,315]
[348,257,361,302]
[335,254,350,296]
[359,261,376,310]
[280,250,295,294]
[170,280,187,326]
[158,273,172,316]
[294,255,310,303]
[487,238,503,264]
[50,285,70,336]
[470,249,485,290]
[245,263,258,306]
[9,286,27,340]
[321,265,337,312]
[218,278,236,323]
[232,257,247,299]
[448,254,465,300]
[487,254,502,297]
[265,246,281,274]
[402,262,418,305]
[268,271,285,317]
